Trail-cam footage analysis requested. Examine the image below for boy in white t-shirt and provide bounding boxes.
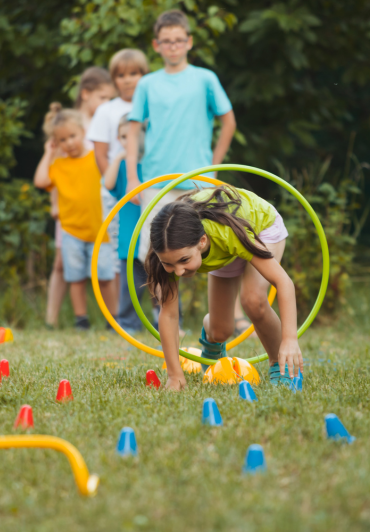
[88,49,149,315]
[88,49,149,171]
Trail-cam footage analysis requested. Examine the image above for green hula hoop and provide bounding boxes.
[127,164,330,366]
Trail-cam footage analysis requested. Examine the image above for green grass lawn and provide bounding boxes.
[1,282,370,532]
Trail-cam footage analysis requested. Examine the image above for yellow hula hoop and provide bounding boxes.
[91,174,276,361]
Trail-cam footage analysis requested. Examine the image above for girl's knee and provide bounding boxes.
[241,292,269,322]
[209,322,234,343]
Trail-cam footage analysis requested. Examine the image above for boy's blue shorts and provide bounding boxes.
[61,230,115,283]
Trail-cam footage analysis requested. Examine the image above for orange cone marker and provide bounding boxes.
[146,370,161,388]
[0,328,13,343]
[14,405,34,429]
[56,379,73,402]
[0,359,10,377]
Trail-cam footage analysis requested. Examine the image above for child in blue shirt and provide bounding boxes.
[105,114,146,332]
[126,9,236,265]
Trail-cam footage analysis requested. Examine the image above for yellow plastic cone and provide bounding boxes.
[203,357,260,385]
[162,347,202,374]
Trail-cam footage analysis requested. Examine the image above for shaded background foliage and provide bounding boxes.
[1,0,370,326]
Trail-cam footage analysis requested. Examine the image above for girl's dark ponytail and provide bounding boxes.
[185,186,273,261]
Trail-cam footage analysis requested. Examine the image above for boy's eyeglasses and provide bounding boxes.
[156,38,189,49]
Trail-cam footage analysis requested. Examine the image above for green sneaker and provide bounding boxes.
[199,326,226,372]
[269,362,292,387]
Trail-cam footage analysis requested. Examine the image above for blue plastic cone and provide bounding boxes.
[325,414,355,444]
[239,381,258,402]
[116,427,138,457]
[202,398,223,426]
[242,444,266,474]
[290,376,303,393]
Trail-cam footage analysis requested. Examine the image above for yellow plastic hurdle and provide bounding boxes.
[0,435,99,497]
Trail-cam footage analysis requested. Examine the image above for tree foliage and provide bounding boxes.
[216,1,370,171]
[0,98,30,179]
[0,0,75,128]
[60,0,237,81]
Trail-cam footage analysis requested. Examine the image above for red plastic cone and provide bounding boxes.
[0,359,10,377]
[56,379,73,401]
[14,405,34,429]
[146,370,161,388]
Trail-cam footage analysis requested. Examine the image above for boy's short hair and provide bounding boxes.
[154,10,190,38]
[109,49,149,81]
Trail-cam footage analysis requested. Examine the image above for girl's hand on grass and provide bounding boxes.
[278,339,303,378]
[165,374,187,391]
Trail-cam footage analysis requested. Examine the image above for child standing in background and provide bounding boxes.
[88,49,149,316]
[75,66,116,132]
[126,10,236,245]
[44,66,114,328]
[105,114,146,333]
[34,109,116,330]
[43,102,68,329]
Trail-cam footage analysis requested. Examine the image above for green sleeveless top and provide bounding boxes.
[192,187,276,273]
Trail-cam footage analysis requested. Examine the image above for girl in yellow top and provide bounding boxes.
[34,109,115,330]
[145,185,303,390]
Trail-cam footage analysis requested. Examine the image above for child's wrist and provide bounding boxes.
[167,368,184,379]
[281,336,298,343]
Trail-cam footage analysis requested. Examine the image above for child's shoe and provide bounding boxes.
[269,362,292,387]
[199,326,226,372]
[75,316,90,330]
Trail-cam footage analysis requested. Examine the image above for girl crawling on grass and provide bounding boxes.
[145,185,303,391]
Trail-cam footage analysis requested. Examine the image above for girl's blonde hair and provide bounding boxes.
[75,67,113,108]
[109,49,149,83]
[43,103,84,137]
[42,102,63,138]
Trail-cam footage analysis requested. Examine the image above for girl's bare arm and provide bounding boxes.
[104,153,125,190]
[158,282,186,389]
[93,142,109,175]
[250,255,303,378]
[212,110,236,166]
[125,121,142,205]
[34,140,54,189]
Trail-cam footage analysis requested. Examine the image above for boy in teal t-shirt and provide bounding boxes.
[126,9,236,264]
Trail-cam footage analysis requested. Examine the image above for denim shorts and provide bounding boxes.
[102,186,120,274]
[61,230,115,283]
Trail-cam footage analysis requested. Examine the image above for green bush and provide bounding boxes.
[276,155,368,317]
[179,153,370,325]
[0,98,30,179]
[0,180,52,326]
